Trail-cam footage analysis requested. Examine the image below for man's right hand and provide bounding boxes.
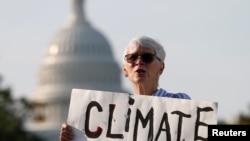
[59,123,74,141]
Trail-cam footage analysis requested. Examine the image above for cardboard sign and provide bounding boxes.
[67,89,218,141]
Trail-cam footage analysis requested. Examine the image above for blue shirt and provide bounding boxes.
[152,88,191,100]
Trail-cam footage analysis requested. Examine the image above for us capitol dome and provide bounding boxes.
[26,0,127,140]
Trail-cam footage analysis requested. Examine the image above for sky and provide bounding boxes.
[0,0,250,121]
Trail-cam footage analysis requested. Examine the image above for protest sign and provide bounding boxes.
[67,89,218,141]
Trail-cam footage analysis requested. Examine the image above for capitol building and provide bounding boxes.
[26,0,127,140]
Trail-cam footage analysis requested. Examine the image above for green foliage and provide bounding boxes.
[0,76,43,141]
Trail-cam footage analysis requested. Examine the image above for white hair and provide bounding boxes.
[123,36,166,64]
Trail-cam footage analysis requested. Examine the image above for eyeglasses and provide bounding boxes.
[124,53,160,64]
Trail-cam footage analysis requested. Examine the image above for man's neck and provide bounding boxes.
[133,84,158,96]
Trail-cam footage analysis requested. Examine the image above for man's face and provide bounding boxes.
[123,45,164,86]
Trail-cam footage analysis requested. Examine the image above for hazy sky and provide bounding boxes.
[1,0,250,121]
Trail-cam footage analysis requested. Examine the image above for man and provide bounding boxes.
[59,36,190,141]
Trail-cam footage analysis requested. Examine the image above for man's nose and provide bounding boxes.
[135,56,144,64]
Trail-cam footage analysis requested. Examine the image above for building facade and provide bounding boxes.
[26,0,127,140]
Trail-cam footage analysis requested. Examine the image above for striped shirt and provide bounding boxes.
[152,88,191,100]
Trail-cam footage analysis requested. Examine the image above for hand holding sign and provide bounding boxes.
[70,126,87,141]
[59,123,74,141]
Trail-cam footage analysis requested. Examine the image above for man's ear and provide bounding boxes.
[123,66,128,77]
[159,62,165,75]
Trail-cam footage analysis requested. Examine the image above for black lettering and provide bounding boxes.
[171,111,191,141]
[128,96,135,105]
[85,101,103,138]
[155,112,171,141]
[134,108,154,141]
[125,108,131,132]
[125,96,135,132]
[194,106,214,141]
[106,104,124,139]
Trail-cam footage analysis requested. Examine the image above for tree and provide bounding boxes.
[238,103,250,125]
[0,75,43,141]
